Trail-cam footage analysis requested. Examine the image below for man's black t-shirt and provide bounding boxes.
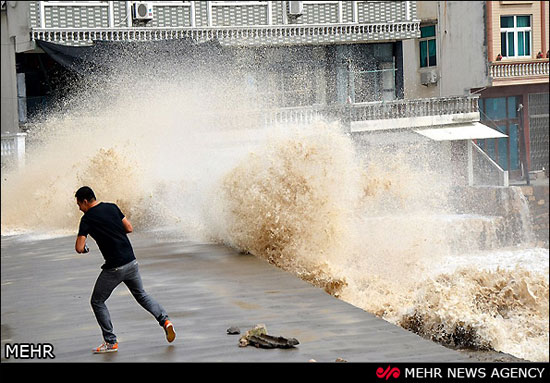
[78,202,136,269]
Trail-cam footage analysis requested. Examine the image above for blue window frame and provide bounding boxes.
[478,97,521,171]
[419,25,437,68]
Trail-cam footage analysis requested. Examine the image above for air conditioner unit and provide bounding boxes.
[420,69,439,86]
[132,2,153,21]
[288,1,303,16]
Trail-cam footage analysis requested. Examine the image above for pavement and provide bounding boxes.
[509,175,549,187]
[0,230,472,363]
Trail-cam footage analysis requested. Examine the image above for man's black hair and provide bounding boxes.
[75,186,96,202]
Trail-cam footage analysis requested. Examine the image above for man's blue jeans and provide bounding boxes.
[90,260,169,344]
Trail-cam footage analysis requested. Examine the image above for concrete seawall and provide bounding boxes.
[449,184,548,249]
[519,183,550,248]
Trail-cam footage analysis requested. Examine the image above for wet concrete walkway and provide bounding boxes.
[1,231,471,363]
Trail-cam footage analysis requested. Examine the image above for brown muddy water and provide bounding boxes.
[2,62,547,362]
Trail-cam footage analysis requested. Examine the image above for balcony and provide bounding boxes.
[347,95,480,132]
[490,59,549,86]
[5,95,500,188]
[30,21,420,47]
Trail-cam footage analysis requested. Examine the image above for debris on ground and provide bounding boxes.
[227,326,241,335]
[239,324,268,347]
[238,324,299,349]
[335,357,348,362]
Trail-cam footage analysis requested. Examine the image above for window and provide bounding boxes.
[244,47,323,108]
[251,68,319,107]
[478,97,521,171]
[351,63,396,102]
[419,25,436,68]
[500,15,531,58]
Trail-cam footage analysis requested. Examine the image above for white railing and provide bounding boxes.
[471,141,509,187]
[350,95,479,121]
[0,96,479,169]
[210,95,480,127]
[1,133,27,168]
[490,59,549,79]
[206,95,480,131]
[30,21,420,44]
[262,105,327,126]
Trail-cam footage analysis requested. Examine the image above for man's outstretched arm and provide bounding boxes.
[75,235,88,253]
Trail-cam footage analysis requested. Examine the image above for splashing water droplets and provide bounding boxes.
[1,55,547,361]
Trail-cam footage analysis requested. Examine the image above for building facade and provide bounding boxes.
[480,0,548,179]
[2,1,515,188]
[402,1,548,181]
[6,1,421,122]
[402,1,491,98]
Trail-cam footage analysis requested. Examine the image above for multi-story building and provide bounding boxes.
[404,1,549,182]
[2,1,512,188]
[478,0,549,180]
[403,1,491,98]
[3,1,420,127]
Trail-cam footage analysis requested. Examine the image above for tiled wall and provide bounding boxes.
[30,1,417,28]
[29,1,419,46]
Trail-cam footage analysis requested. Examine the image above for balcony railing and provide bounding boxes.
[1,133,27,169]
[30,21,420,46]
[3,95,479,169]
[254,96,481,129]
[490,59,549,81]
[349,95,479,122]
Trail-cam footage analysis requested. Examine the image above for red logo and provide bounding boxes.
[376,366,401,380]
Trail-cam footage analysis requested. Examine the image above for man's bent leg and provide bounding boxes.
[91,269,122,344]
[123,261,169,326]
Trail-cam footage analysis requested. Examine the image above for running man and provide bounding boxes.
[74,186,176,353]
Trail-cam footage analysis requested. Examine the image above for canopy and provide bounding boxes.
[414,122,508,141]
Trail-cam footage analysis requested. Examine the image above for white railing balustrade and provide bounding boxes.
[349,95,479,122]
[490,59,549,79]
[0,95,479,169]
[31,21,420,45]
[1,133,27,168]
[241,96,481,128]
[263,105,327,126]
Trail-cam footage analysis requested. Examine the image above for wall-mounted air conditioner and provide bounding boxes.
[420,69,439,86]
[132,2,153,21]
[288,1,303,16]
